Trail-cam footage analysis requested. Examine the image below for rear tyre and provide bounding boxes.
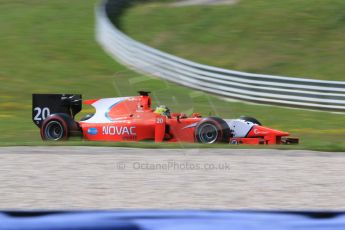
[239,116,262,126]
[40,114,79,141]
[195,117,231,144]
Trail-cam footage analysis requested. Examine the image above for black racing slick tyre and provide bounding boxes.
[40,114,80,141]
[195,117,231,144]
[239,116,262,126]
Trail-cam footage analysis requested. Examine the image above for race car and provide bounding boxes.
[32,92,299,144]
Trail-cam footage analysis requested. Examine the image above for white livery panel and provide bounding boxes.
[80,97,129,124]
[225,119,255,138]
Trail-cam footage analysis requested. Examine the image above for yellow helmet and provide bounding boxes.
[154,105,170,117]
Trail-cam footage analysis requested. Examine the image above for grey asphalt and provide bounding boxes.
[0,147,344,210]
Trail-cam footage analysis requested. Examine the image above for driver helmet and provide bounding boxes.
[154,105,171,117]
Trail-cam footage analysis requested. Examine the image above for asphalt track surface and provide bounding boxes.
[0,147,345,210]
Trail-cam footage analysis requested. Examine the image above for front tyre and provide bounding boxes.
[195,117,231,144]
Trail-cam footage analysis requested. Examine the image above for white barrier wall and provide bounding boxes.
[96,0,345,111]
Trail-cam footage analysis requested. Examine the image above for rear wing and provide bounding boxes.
[32,94,82,128]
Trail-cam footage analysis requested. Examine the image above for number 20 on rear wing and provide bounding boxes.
[32,94,82,128]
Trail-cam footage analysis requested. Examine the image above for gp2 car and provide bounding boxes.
[32,92,299,144]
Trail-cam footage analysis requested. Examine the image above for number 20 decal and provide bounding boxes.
[156,117,164,124]
[33,107,50,121]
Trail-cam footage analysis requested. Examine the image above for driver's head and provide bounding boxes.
[154,105,170,117]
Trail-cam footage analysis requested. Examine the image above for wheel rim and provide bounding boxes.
[45,121,64,140]
[198,123,219,143]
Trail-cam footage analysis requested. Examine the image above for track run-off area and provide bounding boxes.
[0,147,344,210]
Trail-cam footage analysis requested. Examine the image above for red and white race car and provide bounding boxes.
[32,92,298,144]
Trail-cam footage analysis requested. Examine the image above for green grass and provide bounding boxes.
[0,0,345,151]
[121,0,345,81]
